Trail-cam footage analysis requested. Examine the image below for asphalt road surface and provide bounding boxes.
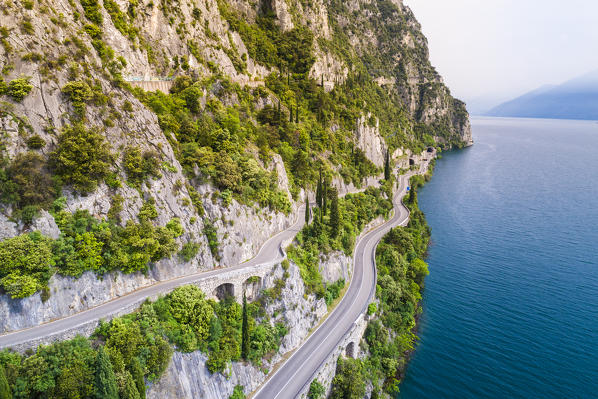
[253,161,430,399]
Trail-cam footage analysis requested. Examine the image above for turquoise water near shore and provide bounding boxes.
[399,117,598,399]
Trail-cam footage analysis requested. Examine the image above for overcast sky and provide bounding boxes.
[404,0,598,113]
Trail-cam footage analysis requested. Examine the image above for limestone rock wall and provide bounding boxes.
[355,115,386,168]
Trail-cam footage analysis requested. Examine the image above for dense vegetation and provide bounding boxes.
[0,199,183,299]
[289,183,392,299]
[329,169,434,397]
[0,285,285,398]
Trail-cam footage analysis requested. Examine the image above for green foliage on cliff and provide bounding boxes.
[289,186,392,297]
[0,203,183,298]
[50,123,113,194]
[361,174,431,396]
[53,208,182,277]
[134,77,292,214]
[217,0,316,74]
[229,385,245,399]
[6,77,33,102]
[122,147,161,188]
[0,232,53,299]
[0,285,286,398]
[330,358,366,399]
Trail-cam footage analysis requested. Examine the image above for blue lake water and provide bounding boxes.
[399,117,598,399]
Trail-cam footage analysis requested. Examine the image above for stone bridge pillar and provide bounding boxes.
[234,281,244,303]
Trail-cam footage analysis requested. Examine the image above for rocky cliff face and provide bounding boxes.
[0,0,469,396]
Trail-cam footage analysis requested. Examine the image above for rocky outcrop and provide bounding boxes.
[355,115,386,168]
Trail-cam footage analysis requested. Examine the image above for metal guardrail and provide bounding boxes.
[123,76,174,82]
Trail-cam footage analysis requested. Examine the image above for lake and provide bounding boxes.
[399,117,598,399]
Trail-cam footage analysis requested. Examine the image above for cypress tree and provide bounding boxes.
[330,187,339,238]
[305,190,310,224]
[408,185,416,204]
[277,101,281,123]
[295,106,299,123]
[316,169,323,209]
[130,358,146,399]
[241,292,249,360]
[120,371,141,399]
[94,347,119,399]
[289,105,293,123]
[322,179,328,217]
[384,149,391,181]
[0,364,11,399]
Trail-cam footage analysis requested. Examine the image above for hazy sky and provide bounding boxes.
[404,0,598,112]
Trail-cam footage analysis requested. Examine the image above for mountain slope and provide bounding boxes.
[487,70,598,120]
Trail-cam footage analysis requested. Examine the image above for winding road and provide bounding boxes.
[253,159,430,399]
[0,207,306,349]
[0,155,431,399]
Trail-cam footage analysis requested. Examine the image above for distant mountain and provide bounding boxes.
[487,70,598,120]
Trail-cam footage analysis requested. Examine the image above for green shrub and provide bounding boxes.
[2,151,56,209]
[61,80,93,116]
[6,77,33,101]
[229,385,245,399]
[203,220,219,261]
[179,242,200,262]
[0,232,53,298]
[50,123,113,193]
[308,379,325,399]
[367,302,377,316]
[26,134,46,149]
[123,147,161,186]
[80,0,103,25]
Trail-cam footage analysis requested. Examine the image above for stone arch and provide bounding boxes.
[345,342,356,358]
[242,276,262,302]
[214,283,235,301]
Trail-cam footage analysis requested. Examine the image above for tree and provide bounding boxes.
[129,357,146,399]
[322,179,328,216]
[384,149,391,181]
[308,379,325,399]
[330,187,339,238]
[304,190,310,224]
[316,169,323,209]
[408,185,416,204]
[0,232,53,299]
[118,371,141,399]
[5,152,55,208]
[330,358,365,399]
[94,347,119,399]
[50,123,113,193]
[241,292,249,360]
[0,364,11,399]
[168,286,213,341]
[277,101,281,123]
[289,105,293,123]
[295,106,299,123]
